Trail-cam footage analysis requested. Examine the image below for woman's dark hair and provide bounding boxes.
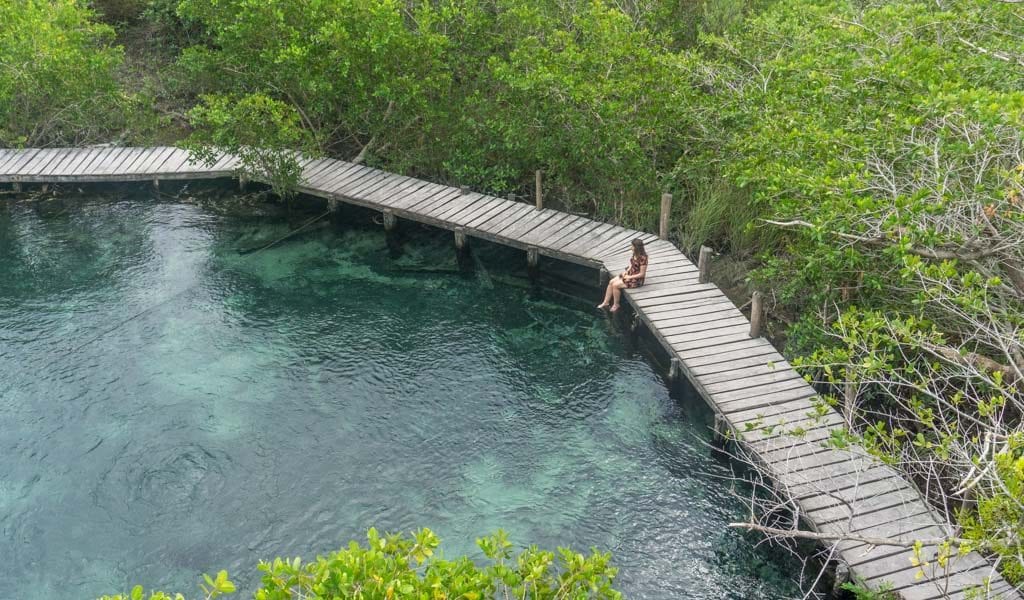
[631,238,646,257]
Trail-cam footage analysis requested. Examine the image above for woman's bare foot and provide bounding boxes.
[610,304,620,312]
[597,302,610,309]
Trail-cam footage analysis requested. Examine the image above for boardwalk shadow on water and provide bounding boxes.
[0,185,805,600]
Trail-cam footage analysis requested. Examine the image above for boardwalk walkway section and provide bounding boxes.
[1,146,1018,600]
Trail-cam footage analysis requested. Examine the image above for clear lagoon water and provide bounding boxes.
[0,188,801,599]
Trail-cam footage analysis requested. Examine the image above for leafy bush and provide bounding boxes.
[99,528,620,600]
[0,0,130,146]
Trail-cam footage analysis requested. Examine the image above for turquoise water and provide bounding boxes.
[0,189,800,599]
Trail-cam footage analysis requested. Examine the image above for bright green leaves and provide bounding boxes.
[250,528,618,600]
[103,528,619,600]
[200,571,236,597]
[0,0,132,146]
[958,433,1024,585]
[185,93,314,196]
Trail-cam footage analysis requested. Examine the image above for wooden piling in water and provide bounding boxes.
[382,209,397,232]
[669,357,681,383]
[527,247,539,269]
[454,227,468,252]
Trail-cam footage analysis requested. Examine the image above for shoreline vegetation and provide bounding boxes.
[3,0,1021,595]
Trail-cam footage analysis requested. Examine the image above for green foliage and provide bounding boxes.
[0,0,132,146]
[841,578,898,600]
[957,434,1024,586]
[99,529,620,600]
[185,93,315,196]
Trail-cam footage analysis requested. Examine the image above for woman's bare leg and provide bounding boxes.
[598,277,620,308]
[610,281,626,311]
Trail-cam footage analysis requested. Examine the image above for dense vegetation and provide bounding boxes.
[99,529,620,600]
[4,0,1021,589]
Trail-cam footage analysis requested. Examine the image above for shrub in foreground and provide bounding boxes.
[99,528,620,600]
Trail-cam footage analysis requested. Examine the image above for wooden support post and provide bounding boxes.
[328,198,339,212]
[659,192,672,240]
[830,561,850,599]
[12,182,21,193]
[527,247,540,269]
[382,209,397,232]
[41,184,48,193]
[459,185,469,195]
[749,291,764,338]
[713,413,730,445]
[599,267,610,287]
[507,192,515,202]
[843,381,856,425]
[152,178,160,191]
[238,176,248,191]
[454,227,468,252]
[668,358,681,383]
[534,170,543,210]
[698,245,713,284]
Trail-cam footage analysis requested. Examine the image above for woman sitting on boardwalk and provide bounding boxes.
[597,238,648,312]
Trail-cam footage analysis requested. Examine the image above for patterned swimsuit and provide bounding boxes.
[624,254,648,288]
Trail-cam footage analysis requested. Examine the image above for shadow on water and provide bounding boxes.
[0,181,814,600]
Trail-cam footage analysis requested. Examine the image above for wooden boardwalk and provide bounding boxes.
[1,146,1018,600]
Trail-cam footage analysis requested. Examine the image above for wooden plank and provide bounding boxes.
[325,166,381,195]
[703,369,807,395]
[394,184,456,212]
[40,148,80,176]
[635,288,726,308]
[579,228,640,259]
[659,317,752,339]
[382,180,444,209]
[307,162,360,189]
[61,148,103,175]
[86,147,125,174]
[137,147,180,175]
[431,192,486,222]
[300,158,338,184]
[320,164,373,191]
[157,148,194,174]
[114,148,150,174]
[520,214,592,247]
[776,457,890,486]
[340,170,391,197]
[4,148,43,175]
[583,228,643,259]
[150,147,188,174]
[561,222,622,255]
[448,194,507,226]
[351,171,407,200]
[74,147,117,175]
[549,221,613,253]
[474,200,535,231]
[4,148,45,175]
[92,147,130,173]
[375,179,434,208]
[0,149,24,172]
[405,187,464,215]
[695,356,792,383]
[19,148,61,175]
[682,344,780,368]
[16,148,57,175]
[499,208,565,241]
[363,175,424,206]
[715,388,819,418]
[688,353,788,378]
[669,329,763,353]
